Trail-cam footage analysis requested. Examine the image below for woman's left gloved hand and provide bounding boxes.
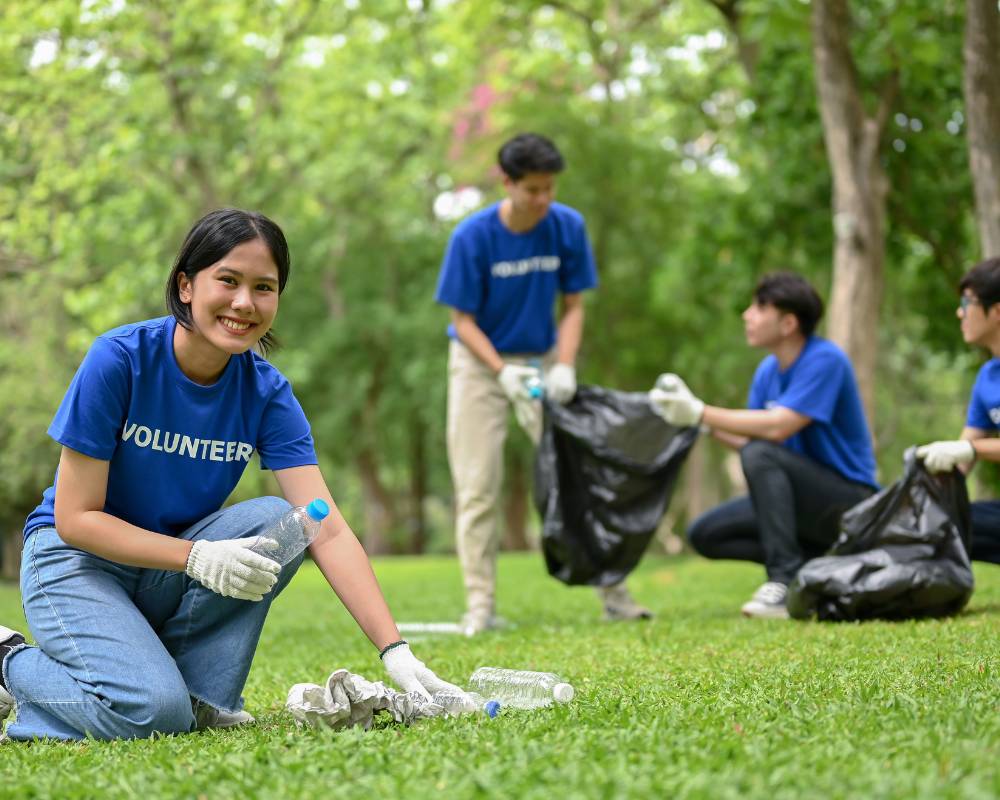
[380,641,462,700]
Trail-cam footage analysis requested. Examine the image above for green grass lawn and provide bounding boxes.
[1,553,998,799]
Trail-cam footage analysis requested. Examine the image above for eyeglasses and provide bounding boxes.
[959,295,980,312]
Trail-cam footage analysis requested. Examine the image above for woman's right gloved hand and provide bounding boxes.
[185,537,281,601]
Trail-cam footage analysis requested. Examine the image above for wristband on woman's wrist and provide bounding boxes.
[379,639,408,659]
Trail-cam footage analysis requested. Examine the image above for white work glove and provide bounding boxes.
[545,363,577,405]
[497,363,544,444]
[648,373,705,427]
[185,537,280,601]
[380,641,463,700]
[497,363,541,402]
[915,440,976,473]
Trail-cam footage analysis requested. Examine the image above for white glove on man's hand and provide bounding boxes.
[545,363,577,404]
[648,373,705,427]
[185,537,280,601]
[915,440,976,473]
[497,363,541,402]
[380,642,463,700]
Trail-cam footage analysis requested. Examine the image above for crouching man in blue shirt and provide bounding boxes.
[649,272,878,618]
[916,257,1000,566]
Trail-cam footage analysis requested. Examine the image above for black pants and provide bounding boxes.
[970,501,1000,564]
[687,440,874,584]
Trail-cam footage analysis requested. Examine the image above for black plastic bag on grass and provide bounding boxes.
[787,448,974,621]
[534,384,698,587]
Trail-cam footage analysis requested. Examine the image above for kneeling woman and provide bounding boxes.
[0,209,456,741]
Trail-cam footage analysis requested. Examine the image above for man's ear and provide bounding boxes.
[779,312,800,337]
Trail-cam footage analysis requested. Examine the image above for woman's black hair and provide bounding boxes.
[753,271,825,337]
[165,208,290,356]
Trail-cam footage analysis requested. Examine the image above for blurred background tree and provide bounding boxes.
[0,0,992,577]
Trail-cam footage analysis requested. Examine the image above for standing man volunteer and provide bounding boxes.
[915,257,1000,565]
[649,272,878,618]
[435,132,650,634]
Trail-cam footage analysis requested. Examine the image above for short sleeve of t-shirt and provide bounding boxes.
[775,349,844,424]
[256,379,317,470]
[558,214,598,294]
[435,223,486,314]
[747,360,772,410]
[966,360,1000,430]
[48,337,131,460]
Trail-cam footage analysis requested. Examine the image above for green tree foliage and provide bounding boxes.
[0,0,985,568]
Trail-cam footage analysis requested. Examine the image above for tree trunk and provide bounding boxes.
[811,0,894,423]
[1,528,23,582]
[502,445,530,550]
[964,0,1000,258]
[407,411,428,554]
[355,446,396,555]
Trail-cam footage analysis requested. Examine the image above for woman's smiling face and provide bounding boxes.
[176,237,280,356]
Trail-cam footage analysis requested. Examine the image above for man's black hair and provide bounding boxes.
[165,208,290,356]
[753,271,825,337]
[959,257,1000,310]
[497,133,565,181]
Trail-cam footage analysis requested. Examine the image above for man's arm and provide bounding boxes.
[962,426,996,473]
[555,293,585,365]
[709,428,751,451]
[451,309,504,373]
[702,405,811,442]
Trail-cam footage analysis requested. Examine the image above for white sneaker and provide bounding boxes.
[740,581,790,619]
[0,626,26,724]
[460,610,508,637]
[597,584,654,621]
[192,700,255,730]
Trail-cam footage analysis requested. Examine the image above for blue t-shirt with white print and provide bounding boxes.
[434,201,598,354]
[24,315,317,539]
[747,336,877,488]
[966,358,1000,430]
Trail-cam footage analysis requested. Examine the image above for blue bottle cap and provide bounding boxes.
[306,499,330,521]
[484,700,501,718]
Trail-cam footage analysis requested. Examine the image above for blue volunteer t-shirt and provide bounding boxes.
[434,201,598,353]
[966,358,1000,430]
[24,315,317,539]
[747,336,877,488]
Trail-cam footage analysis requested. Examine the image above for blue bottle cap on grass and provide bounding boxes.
[306,499,330,521]
[484,700,501,718]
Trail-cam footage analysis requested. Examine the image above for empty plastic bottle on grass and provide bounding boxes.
[250,499,330,566]
[468,667,574,710]
[432,690,501,719]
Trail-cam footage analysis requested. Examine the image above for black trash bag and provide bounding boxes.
[787,448,974,621]
[534,384,698,587]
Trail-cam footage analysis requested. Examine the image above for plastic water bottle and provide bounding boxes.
[467,667,574,710]
[250,499,330,566]
[431,689,501,719]
[525,360,544,399]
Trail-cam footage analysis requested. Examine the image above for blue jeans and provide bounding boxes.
[3,496,302,741]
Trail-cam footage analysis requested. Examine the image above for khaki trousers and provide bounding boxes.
[446,340,551,616]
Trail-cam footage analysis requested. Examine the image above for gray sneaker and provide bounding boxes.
[597,583,654,621]
[0,626,26,725]
[740,581,790,619]
[192,700,255,731]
